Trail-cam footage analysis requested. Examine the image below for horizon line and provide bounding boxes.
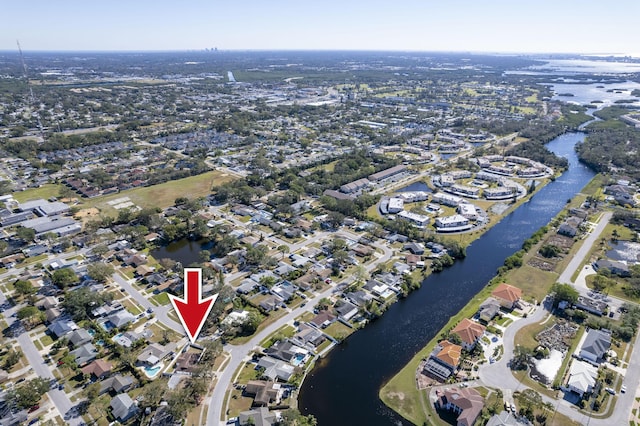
[0,48,638,58]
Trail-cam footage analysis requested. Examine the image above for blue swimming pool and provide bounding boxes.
[144,365,161,377]
[291,353,305,366]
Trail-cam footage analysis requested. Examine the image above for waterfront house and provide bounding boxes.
[310,311,337,329]
[424,340,462,380]
[435,387,484,426]
[491,283,522,310]
[239,407,277,426]
[451,319,486,351]
[244,380,282,406]
[256,356,295,382]
[478,298,501,322]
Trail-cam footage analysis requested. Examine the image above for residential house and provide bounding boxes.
[256,356,295,382]
[292,323,327,349]
[335,301,358,321]
[110,393,139,422]
[491,283,522,310]
[136,342,177,367]
[68,329,93,347]
[259,296,281,312]
[345,290,373,308]
[70,343,98,366]
[99,374,135,395]
[486,411,520,426]
[107,310,136,329]
[264,340,308,364]
[478,298,501,322]
[574,296,607,316]
[271,281,298,301]
[244,380,282,407]
[237,279,259,295]
[566,360,598,397]
[175,352,202,374]
[310,311,337,329]
[238,407,277,426]
[81,359,112,379]
[424,340,462,380]
[558,216,583,237]
[451,319,486,351]
[435,387,484,426]
[594,259,630,277]
[45,307,62,323]
[48,319,78,339]
[579,329,611,364]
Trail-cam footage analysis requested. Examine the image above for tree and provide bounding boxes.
[551,282,579,306]
[516,389,542,419]
[16,227,35,242]
[280,408,318,426]
[62,287,114,321]
[199,249,212,263]
[8,377,51,409]
[85,383,100,403]
[278,244,290,259]
[3,349,22,370]
[14,280,36,296]
[511,345,532,370]
[315,298,331,311]
[51,268,78,288]
[87,263,114,282]
[139,378,167,411]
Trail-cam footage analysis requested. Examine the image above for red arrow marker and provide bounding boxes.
[169,268,218,344]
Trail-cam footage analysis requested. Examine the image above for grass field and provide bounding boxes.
[75,170,236,216]
[11,183,65,203]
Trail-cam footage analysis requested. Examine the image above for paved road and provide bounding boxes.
[111,272,183,332]
[206,236,394,426]
[0,294,83,425]
[479,210,640,425]
[558,211,612,286]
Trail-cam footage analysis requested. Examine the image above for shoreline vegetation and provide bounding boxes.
[378,171,604,425]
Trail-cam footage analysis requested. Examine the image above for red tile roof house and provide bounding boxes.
[451,318,486,351]
[491,283,522,309]
[435,387,484,426]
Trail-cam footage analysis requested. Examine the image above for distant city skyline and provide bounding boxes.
[2,0,639,56]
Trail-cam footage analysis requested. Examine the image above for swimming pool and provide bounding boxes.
[144,364,162,378]
[291,353,306,366]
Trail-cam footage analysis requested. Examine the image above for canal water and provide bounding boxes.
[298,132,595,425]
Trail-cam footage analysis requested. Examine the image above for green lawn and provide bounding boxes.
[259,324,296,348]
[76,170,236,216]
[323,321,355,340]
[151,292,171,306]
[506,264,558,303]
[11,183,65,203]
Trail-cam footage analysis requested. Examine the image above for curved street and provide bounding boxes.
[479,209,640,425]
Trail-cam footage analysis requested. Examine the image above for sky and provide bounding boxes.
[2,0,640,55]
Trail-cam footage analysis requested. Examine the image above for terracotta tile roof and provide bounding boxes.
[492,283,522,303]
[451,318,486,346]
[435,340,461,368]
